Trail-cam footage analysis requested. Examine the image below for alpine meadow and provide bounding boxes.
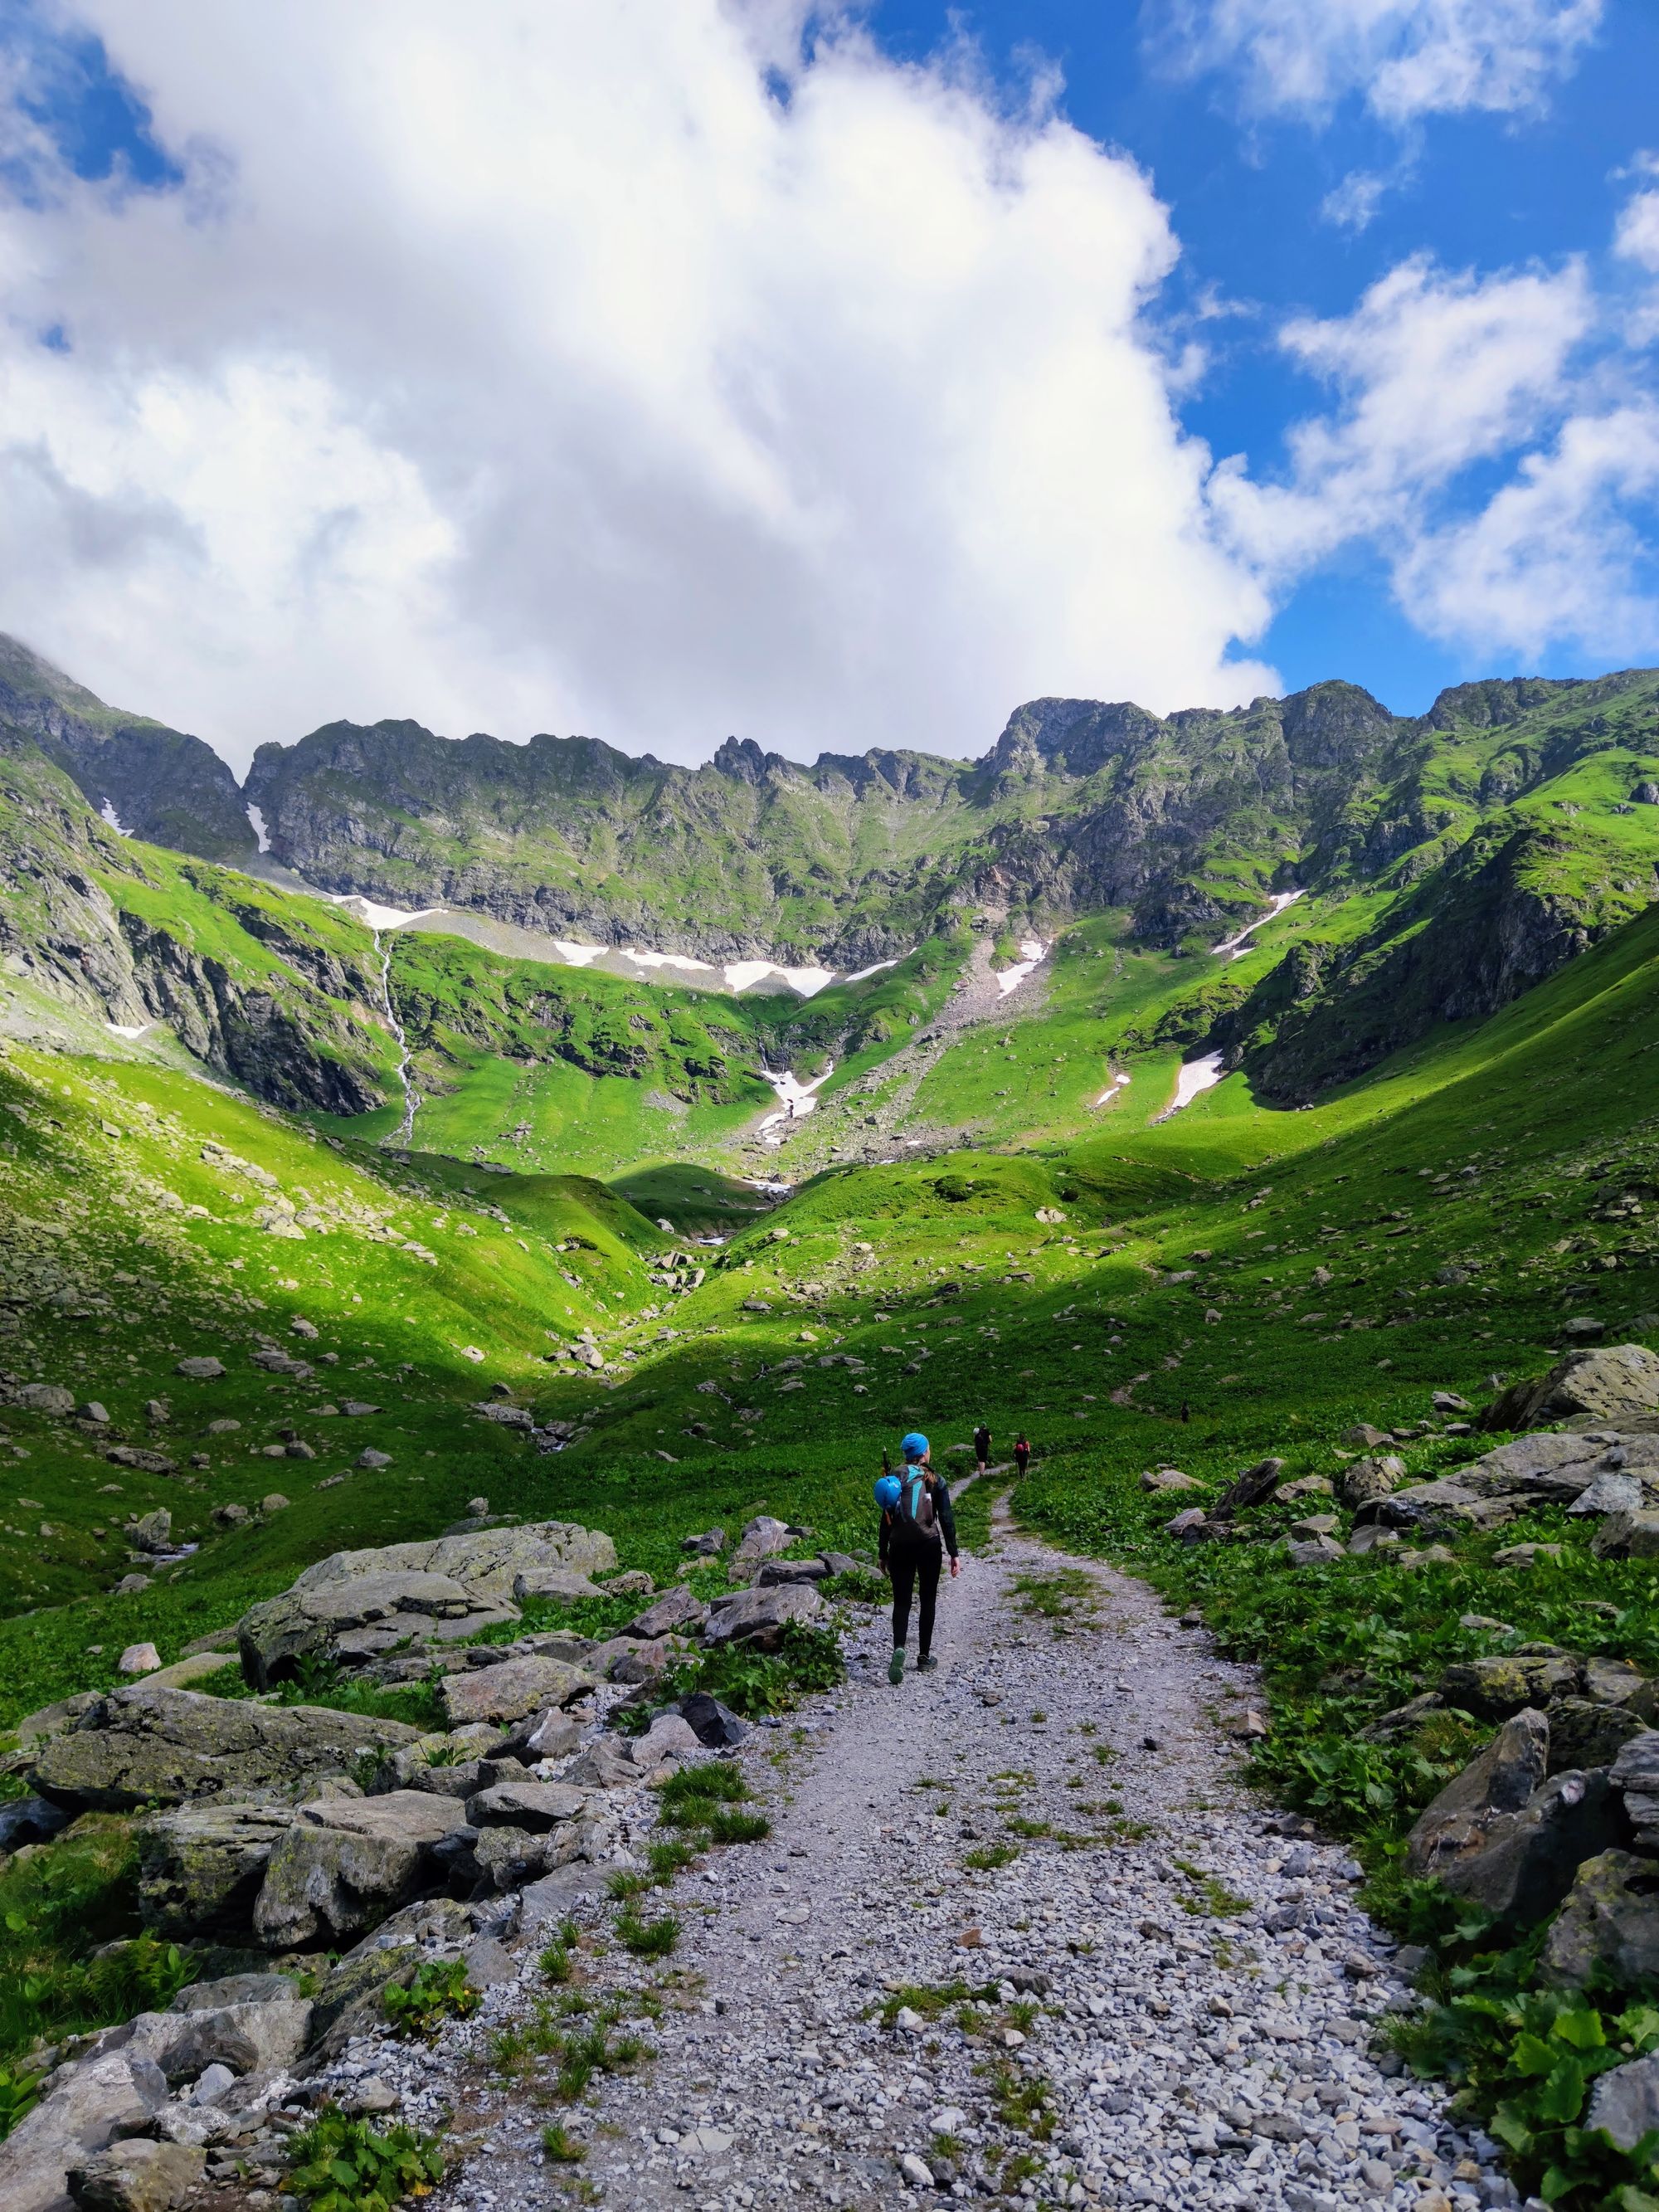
[3,614,1659,2210]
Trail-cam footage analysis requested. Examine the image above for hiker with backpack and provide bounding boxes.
[973,1420,991,1474]
[875,1431,961,1684]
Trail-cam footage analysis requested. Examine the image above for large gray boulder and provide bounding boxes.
[137,1801,295,1937]
[1407,1713,1621,1923]
[1610,1730,1659,1849]
[1593,1511,1659,1561]
[437,1653,595,1728]
[702,1582,823,1651]
[68,2138,205,2212]
[252,1791,469,1949]
[236,1569,498,1688]
[730,1515,793,1577]
[1438,1652,1584,1721]
[1546,1699,1649,1776]
[30,1686,422,1812]
[1481,1345,1659,1432]
[84,1996,313,2084]
[0,2050,168,2212]
[235,1520,617,1686]
[1542,1851,1659,1990]
[306,1898,474,2051]
[288,1520,616,1603]
[465,1779,588,1831]
[624,1585,707,1640]
[1339,1455,1405,1510]
[1589,2051,1659,2154]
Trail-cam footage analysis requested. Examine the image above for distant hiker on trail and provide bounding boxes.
[1014,1432,1031,1476]
[973,1421,991,1474]
[875,1431,960,1685]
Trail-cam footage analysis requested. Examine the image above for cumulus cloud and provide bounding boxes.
[0,0,1278,772]
[1397,405,1659,652]
[1211,255,1593,572]
[1209,246,1659,665]
[1158,0,1603,127]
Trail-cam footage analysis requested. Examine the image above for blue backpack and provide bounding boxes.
[892,1464,938,1536]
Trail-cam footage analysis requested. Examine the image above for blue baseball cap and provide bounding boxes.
[900,1431,929,1461]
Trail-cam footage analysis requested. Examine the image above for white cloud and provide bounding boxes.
[1159,0,1603,127]
[0,0,1277,772]
[1396,404,1659,651]
[1210,255,1593,574]
[1320,169,1393,232]
[1615,187,1659,273]
[1209,246,1659,661]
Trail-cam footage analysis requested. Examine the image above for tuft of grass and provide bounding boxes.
[542,2122,586,2164]
[615,1908,680,1959]
[962,1843,1019,1871]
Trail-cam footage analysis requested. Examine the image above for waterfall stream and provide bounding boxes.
[374,930,420,1147]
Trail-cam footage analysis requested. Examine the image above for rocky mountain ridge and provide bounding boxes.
[4,630,1659,1109]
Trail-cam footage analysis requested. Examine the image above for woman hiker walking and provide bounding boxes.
[876,1431,961,1683]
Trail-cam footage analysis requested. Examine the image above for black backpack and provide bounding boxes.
[891,1464,938,1537]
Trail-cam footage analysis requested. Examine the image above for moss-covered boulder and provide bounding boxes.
[30,1685,422,1813]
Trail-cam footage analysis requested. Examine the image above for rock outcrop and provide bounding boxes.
[1480,1345,1659,1434]
[29,1687,423,1813]
[236,1520,617,1687]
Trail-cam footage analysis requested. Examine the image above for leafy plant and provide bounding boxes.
[0,2061,44,2145]
[382,1957,479,2039]
[285,2111,447,2212]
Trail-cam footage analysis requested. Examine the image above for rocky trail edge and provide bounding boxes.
[376,1500,1511,2212]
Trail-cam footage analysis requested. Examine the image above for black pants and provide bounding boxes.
[890,1538,942,1659]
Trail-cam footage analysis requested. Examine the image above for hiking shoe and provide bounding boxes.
[888,1648,905,1686]
[917,1654,939,1674]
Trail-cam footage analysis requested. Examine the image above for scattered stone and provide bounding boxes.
[138,1802,298,1938]
[624,1585,707,1639]
[1408,1710,1620,1922]
[702,1582,825,1650]
[173,1357,225,1381]
[1543,1851,1659,1990]
[116,1644,162,1676]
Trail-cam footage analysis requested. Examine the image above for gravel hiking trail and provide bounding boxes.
[404,1499,1511,2212]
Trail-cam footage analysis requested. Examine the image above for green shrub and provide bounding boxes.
[0,1821,196,2068]
[382,1957,479,2039]
[285,2111,447,2212]
[0,2061,44,2145]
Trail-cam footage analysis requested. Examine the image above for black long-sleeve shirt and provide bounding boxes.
[878,1469,958,1565]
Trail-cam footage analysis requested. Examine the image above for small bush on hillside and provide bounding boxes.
[285,2110,447,2212]
[382,1957,479,2039]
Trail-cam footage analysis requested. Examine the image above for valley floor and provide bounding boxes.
[328,1503,1509,2212]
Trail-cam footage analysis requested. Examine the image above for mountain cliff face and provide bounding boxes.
[0,728,387,1111]
[3,628,1658,1108]
[0,636,255,863]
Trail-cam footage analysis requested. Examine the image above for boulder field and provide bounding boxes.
[0,1511,826,2212]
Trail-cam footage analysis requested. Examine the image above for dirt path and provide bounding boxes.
[371,1501,1509,2212]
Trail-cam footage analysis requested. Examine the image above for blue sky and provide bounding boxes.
[1,2,1657,766]
[867,0,1659,709]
